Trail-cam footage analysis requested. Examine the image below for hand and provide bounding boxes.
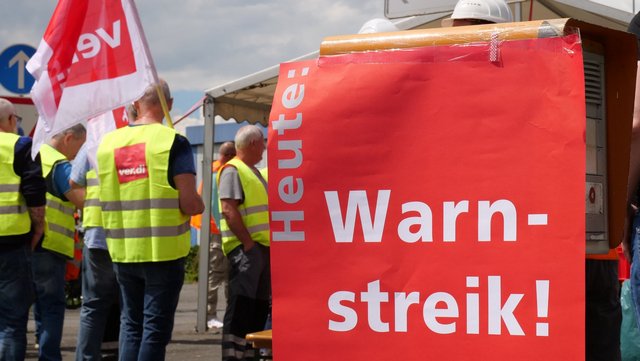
[30,228,43,250]
[243,239,256,252]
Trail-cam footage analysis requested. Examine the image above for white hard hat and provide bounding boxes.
[450,0,513,24]
[358,18,400,34]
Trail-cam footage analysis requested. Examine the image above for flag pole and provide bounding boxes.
[156,85,174,129]
[127,0,173,128]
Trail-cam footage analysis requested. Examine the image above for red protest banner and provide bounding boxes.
[268,34,585,360]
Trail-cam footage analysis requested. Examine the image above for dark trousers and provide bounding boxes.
[76,247,119,361]
[585,259,621,361]
[113,258,185,361]
[0,244,34,360]
[222,244,271,361]
[32,249,67,361]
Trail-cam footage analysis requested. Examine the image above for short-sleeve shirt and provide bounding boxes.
[70,144,107,249]
[70,144,91,187]
[218,165,267,205]
[167,133,196,186]
[51,161,72,198]
[218,167,244,203]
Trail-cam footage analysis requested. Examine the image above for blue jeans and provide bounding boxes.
[0,244,34,361]
[631,214,640,330]
[113,258,185,361]
[32,249,66,361]
[76,247,119,361]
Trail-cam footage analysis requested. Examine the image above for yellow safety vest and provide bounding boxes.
[83,169,101,228]
[40,144,75,258]
[97,124,190,262]
[217,158,269,255]
[0,133,30,236]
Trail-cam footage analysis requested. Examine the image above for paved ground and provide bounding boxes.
[25,283,223,360]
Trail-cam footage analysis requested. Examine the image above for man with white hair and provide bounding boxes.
[0,98,46,360]
[218,125,270,361]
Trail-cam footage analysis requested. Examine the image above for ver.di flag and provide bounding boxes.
[27,0,157,157]
[85,106,131,168]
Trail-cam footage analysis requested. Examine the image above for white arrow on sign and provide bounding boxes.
[8,50,29,90]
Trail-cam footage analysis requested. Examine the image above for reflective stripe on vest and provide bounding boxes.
[83,169,102,228]
[101,198,179,211]
[104,220,191,238]
[97,124,190,262]
[0,133,30,236]
[40,144,75,258]
[217,158,269,255]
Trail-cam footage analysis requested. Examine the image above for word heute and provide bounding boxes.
[328,276,550,337]
[270,66,310,242]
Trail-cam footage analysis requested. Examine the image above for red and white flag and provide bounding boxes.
[27,0,157,157]
[85,106,131,168]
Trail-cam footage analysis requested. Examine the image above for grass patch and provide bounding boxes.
[185,245,199,283]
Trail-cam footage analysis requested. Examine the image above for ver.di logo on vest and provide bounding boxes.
[114,143,148,183]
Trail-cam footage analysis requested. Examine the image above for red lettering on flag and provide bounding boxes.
[114,143,148,184]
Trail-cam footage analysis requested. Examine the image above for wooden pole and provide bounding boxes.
[320,19,569,56]
[156,84,174,129]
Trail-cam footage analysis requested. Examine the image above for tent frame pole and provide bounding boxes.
[196,95,216,332]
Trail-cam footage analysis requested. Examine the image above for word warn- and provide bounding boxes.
[325,190,548,243]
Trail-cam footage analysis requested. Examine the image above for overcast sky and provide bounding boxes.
[0,0,385,119]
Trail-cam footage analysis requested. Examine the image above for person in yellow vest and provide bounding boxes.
[70,142,120,360]
[192,141,235,329]
[0,98,46,360]
[34,123,86,361]
[96,79,204,360]
[218,125,269,361]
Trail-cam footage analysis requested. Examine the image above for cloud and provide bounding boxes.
[1,0,383,95]
[135,0,383,91]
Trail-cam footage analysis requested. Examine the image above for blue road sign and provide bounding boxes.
[0,44,36,94]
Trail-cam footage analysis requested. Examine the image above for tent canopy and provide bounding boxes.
[204,51,315,126]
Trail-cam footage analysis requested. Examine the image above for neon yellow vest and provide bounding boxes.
[217,158,269,255]
[83,169,102,228]
[97,124,190,262]
[0,133,30,236]
[40,144,75,258]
